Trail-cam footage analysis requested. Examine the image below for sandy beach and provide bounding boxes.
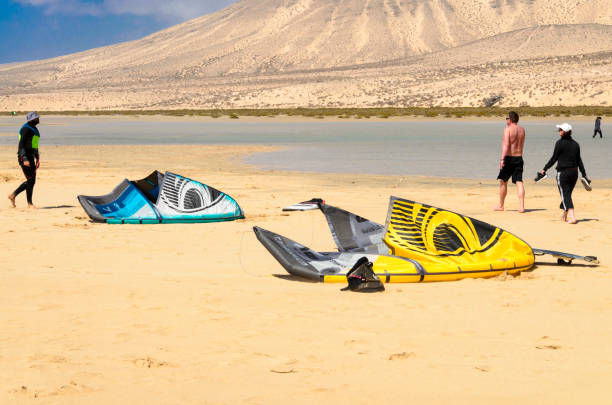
[1,140,611,404]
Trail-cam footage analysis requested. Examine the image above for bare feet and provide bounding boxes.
[8,193,16,208]
[518,208,525,213]
[27,204,38,210]
[567,219,577,224]
[561,212,567,222]
[493,206,504,211]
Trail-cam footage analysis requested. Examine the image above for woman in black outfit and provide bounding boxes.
[539,123,590,224]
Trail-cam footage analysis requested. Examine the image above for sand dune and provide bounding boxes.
[0,0,611,109]
[414,24,612,67]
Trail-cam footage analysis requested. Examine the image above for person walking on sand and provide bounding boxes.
[494,111,526,212]
[8,112,41,209]
[538,123,590,224]
[593,116,602,138]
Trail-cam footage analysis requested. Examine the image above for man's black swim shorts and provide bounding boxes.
[497,156,524,183]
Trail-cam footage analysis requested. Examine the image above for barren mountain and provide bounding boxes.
[0,0,611,109]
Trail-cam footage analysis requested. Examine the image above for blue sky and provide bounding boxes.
[0,0,236,64]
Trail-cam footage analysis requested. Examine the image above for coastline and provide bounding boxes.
[1,113,606,124]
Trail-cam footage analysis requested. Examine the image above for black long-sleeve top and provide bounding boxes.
[17,124,40,159]
[543,135,586,177]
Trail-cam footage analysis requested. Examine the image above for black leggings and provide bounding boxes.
[593,129,602,138]
[13,156,36,204]
[556,169,578,210]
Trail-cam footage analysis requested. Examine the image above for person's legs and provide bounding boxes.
[495,180,507,211]
[565,172,577,223]
[516,181,525,213]
[567,208,576,224]
[556,172,567,220]
[558,170,577,223]
[8,182,27,207]
[25,174,36,208]
[9,156,37,208]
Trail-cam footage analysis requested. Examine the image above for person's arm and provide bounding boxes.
[35,149,40,168]
[17,127,27,157]
[577,144,587,179]
[542,140,561,173]
[500,127,510,169]
[18,128,34,166]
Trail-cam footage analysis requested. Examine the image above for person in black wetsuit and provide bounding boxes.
[593,116,602,138]
[8,112,41,209]
[539,123,590,224]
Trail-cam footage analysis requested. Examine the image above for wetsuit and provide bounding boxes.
[497,156,523,184]
[593,118,602,138]
[13,123,40,205]
[542,134,587,210]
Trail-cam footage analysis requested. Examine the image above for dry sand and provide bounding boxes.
[1,1,611,110]
[1,142,611,404]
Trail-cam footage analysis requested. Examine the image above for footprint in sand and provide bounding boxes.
[10,381,91,398]
[9,386,34,396]
[267,357,299,374]
[535,345,561,350]
[132,357,170,368]
[1,174,17,182]
[28,353,70,363]
[49,381,91,396]
[54,223,90,229]
[344,339,368,346]
[388,352,416,360]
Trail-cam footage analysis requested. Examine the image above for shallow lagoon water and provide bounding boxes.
[0,117,609,179]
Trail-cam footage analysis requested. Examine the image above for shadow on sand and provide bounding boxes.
[534,262,599,268]
[273,274,319,283]
[40,205,76,210]
[575,218,598,223]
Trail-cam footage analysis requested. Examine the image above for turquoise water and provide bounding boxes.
[1,117,609,179]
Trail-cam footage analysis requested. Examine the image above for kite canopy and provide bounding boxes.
[78,171,244,224]
[383,197,534,281]
[254,196,535,282]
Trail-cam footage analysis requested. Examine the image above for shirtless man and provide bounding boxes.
[494,111,525,212]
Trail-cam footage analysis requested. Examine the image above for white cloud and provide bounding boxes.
[16,0,105,16]
[13,0,236,21]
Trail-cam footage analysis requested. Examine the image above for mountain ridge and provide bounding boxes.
[0,0,611,109]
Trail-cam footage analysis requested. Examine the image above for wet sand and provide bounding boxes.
[1,144,611,404]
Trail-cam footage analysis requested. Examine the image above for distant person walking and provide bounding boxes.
[538,123,590,224]
[494,111,526,212]
[8,112,41,209]
[593,116,602,138]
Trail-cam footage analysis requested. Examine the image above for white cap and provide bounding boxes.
[26,111,39,122]
[556,123,572,132]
